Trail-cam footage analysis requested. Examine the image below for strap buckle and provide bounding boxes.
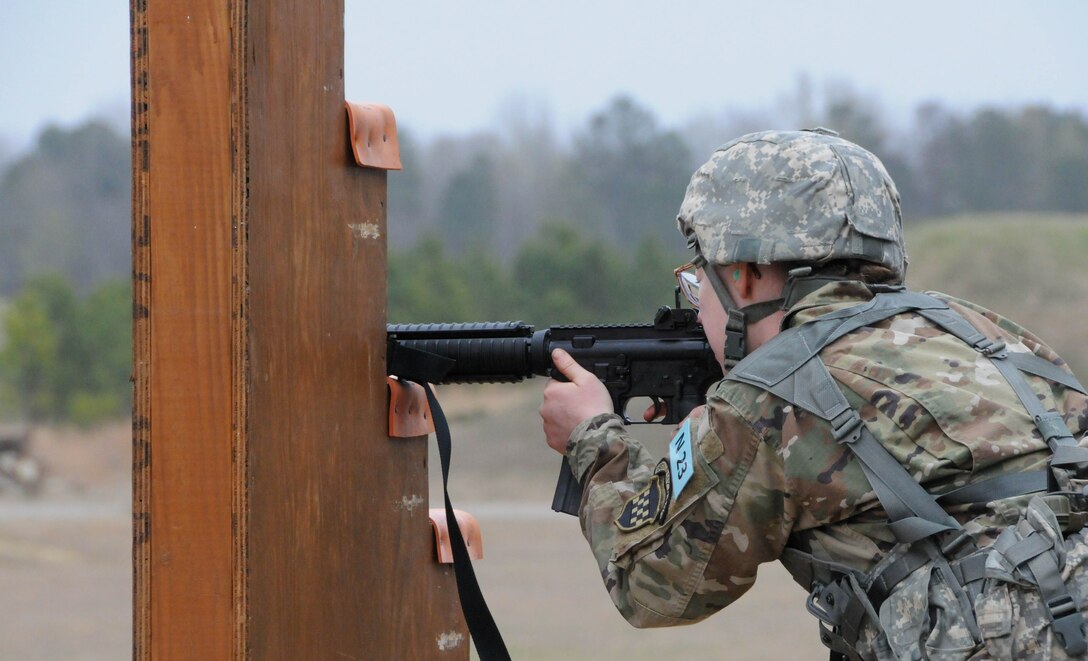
[1036,411,1076,444]
[1043,494,1088,534]
[1055,511,1086,536]
[973,337,1007,358]
[806,577,871,659]
[866,283,905,294]
[940,529,974,558]
[1047,595,1088,655]
[806,583,836,624]
[831,412,863,444]
[723,309,746,366]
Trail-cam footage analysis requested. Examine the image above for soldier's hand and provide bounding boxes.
[643,400,665,422]
[540,348,613,453]
[643,402,706,426]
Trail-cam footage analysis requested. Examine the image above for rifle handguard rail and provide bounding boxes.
[386,306,723,515]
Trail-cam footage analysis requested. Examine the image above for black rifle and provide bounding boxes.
[386,306,722,515]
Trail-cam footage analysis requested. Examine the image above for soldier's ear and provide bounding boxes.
[735,264,756,300]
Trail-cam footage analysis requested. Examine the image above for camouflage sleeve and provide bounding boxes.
[565,394,792,628]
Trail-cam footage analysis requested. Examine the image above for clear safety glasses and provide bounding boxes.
[673,262,700,309]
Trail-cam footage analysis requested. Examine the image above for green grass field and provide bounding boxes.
[906,213,1088,375]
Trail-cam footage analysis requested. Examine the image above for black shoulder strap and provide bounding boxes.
[423,383,512,661]
[389,347,511,661]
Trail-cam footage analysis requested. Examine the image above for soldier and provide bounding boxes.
[539,129,1088,659]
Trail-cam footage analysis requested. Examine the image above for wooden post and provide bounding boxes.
[131,1,467,657]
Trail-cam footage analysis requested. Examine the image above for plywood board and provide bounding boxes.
[132,0,467,657]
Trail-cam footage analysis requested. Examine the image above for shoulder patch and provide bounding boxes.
[615,460,671,532]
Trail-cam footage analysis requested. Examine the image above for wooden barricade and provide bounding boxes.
[131,1,467,657]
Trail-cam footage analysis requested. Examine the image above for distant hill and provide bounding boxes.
[906,213,1088,375]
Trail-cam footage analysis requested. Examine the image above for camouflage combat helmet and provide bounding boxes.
[675,128,907,368]
[676,128,907,278]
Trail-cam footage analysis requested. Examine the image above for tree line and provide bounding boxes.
[0,275,131,425]
[388,91,1088,259]
[1,85,1087,423]
[388,224,679,327]
[2,89,1087,296]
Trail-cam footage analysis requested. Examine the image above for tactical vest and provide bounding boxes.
[724,285,1088,659]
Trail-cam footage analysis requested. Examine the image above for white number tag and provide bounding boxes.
[668,418,694,501]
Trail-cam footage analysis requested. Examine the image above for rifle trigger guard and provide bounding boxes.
[616,393,633,425]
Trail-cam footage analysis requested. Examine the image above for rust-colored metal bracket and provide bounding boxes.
[345,101,402,170]
[387,376,434,438]
[428,509,483,564]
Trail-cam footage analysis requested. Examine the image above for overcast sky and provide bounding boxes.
[1,1,1086,157]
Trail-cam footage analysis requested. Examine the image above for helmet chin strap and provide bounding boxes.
[696,258,784,370]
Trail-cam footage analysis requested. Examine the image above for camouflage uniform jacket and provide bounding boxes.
[564,280,1088,631]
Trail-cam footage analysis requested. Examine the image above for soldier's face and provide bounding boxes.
[696,267,728,368]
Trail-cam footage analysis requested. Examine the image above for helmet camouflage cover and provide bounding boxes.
[676,128,907,279]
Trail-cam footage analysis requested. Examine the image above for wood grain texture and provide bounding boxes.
[134,0,467,657]
[130,0,151,654]
[245,1,465,657]
[135,0,236,659]
[229,0,249,656]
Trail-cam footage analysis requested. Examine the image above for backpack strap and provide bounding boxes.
[1008,352,1087,395]
[911,305,1088,654]
[728,293,987,650]
[936,471,1049,506]
[727,289,1088,655]
[726,292,976,542]
[727,290,945,392]
[912,306,1088,476]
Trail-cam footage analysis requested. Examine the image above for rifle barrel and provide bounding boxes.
[387,321,538,384]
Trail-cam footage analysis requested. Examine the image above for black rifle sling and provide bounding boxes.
[423,383,511,661]
[388,345,510,660]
